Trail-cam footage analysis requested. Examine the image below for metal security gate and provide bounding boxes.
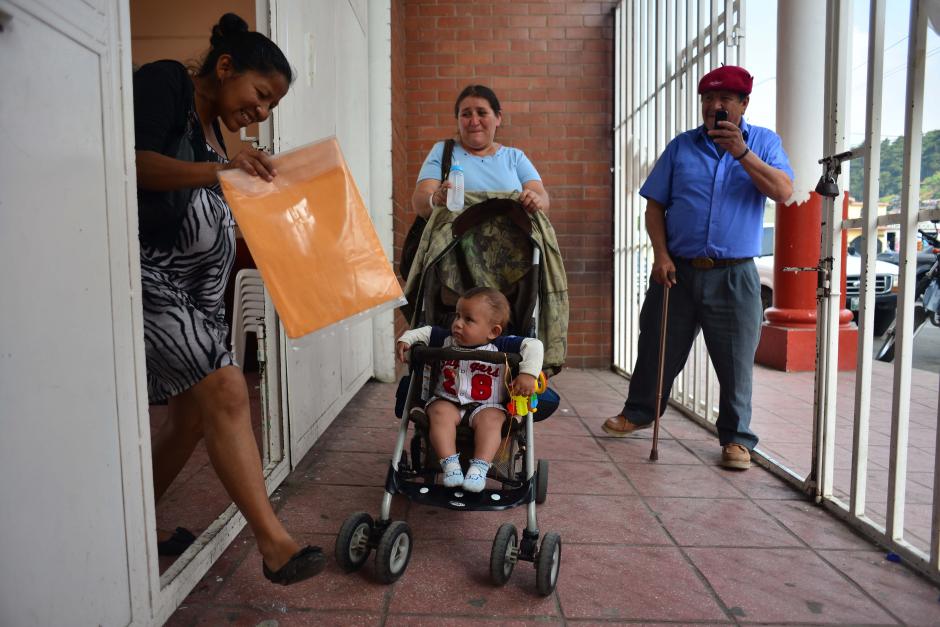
[815,0,940,582]
[613,0,940,584]
[612,0,744,420]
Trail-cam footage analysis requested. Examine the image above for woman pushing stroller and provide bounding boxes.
[396,287,544,493]
[334,84,565,594]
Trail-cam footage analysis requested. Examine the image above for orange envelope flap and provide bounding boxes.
[219,137,404,339]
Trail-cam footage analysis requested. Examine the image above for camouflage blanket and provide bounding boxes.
[402,191,568,371]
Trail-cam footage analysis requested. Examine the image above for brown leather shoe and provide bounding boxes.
[721,444,751,470]
[601,415,650,437]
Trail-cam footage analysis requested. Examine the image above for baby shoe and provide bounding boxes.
[440,454,464,487]
[462,459,490,493]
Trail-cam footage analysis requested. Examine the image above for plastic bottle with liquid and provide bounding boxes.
[446,161,464,212]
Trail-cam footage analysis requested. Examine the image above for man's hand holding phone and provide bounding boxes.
[709,109,747,158]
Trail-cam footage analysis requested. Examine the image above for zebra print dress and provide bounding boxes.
[140,143,236,403]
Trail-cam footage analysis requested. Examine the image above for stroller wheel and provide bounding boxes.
[375,520,412,584]
[535,459,549,504]
[535,532,562,596]
[335,512,373,572]
[489,523,519,586]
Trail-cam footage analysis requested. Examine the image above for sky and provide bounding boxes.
[743,0,939,144]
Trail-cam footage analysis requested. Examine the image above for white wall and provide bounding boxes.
[0,1,151,624]
[270,0,379,464]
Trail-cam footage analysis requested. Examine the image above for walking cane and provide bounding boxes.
[649,283,671,462]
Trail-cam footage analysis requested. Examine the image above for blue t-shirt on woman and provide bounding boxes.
[417,141,541,191]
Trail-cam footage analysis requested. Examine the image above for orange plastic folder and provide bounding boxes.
[219,137,404,339]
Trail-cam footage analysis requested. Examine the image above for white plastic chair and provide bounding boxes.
[231,269,265,369]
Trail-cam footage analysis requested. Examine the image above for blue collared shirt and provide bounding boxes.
[639,118,793,259]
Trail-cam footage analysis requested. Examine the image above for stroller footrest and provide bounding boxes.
[391,472,533,512]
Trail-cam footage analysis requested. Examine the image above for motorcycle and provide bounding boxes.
[875,228,940,362]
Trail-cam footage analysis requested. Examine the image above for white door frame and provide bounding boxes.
[2,0,156,623]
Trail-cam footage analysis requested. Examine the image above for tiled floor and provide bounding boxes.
[746,362,938,552]
[167,368,940,625]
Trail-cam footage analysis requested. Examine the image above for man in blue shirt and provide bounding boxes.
[602,65,794,469]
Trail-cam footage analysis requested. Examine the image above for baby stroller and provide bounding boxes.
[334,197,566,595]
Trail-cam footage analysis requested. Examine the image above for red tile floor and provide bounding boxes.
[747,361,938,553]
[165,368,940,625]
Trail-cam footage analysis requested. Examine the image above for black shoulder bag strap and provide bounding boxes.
[398,139,456,279]
[440,138,455,181]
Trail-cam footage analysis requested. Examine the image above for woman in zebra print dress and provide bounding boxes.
[134,14,325,585]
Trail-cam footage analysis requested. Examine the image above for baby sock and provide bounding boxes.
[440,454,463,487]
[462,458,490,493]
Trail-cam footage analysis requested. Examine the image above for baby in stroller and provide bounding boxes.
[395,287,544,493]
[335,197,564,595]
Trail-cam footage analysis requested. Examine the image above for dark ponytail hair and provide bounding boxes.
[197,13,294,84]
[454,85,502,117]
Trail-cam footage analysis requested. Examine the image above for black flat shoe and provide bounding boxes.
[262,545,326,585]
[157,527,196,556]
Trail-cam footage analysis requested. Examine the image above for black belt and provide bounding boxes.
[675,256,751,269]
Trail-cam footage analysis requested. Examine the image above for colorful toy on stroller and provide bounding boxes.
[334,195,569,595]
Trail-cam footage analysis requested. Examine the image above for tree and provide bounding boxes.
[848,129,940,202]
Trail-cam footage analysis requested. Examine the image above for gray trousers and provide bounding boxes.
[622,258,763,449]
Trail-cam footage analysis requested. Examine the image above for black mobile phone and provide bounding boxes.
[714,110,728,129]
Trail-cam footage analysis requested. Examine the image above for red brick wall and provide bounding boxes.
[391,1,410,244]
[391,0,615,368]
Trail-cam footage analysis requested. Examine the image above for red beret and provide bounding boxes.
[698,65,753,95]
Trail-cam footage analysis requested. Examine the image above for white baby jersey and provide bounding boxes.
[428,335,507,406]
[398,326,543,409]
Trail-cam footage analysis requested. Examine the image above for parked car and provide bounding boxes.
[755,253,899,336]
[876,249,937,273]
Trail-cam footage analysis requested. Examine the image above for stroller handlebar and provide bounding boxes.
[409,343,522,369]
